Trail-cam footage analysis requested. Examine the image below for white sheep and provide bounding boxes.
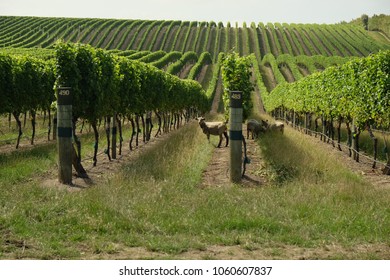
[198,117,229,147]
[267,121,284,134]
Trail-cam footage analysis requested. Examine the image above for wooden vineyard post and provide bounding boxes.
[57,87,72,185]
[229,91,243,183]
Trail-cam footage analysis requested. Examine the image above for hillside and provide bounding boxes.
[1,16,390,261]
[1,15,389,101]
[1,16,388,58]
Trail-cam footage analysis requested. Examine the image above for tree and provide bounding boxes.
[361,14,369,30]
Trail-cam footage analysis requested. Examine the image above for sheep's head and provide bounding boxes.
[197,117,205,124]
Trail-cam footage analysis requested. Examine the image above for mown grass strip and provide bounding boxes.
[1,121,389,259]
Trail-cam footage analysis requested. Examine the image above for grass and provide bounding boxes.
[0,119,390,259]
[257,128,390,244]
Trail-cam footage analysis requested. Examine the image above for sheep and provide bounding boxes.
[267,121,284,134]
[198,117,229,147]
[246,119,265,139]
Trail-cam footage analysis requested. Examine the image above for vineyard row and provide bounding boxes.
[1,16,388,62]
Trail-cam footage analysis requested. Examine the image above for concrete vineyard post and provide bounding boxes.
[229,91,243,183]
[57,87,72,185]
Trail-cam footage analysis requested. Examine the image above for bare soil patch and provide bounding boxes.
[210,74,223,115]
[261,64,277,92]
[265,28,279,56]
[179,63,195,79]
[77,243,390,260]
[196,64,210,85]
[278,63,295,83]
[297,63,311,77]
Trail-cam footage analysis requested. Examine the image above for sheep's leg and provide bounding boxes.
[224,131,229,147]
[218,134,223,148]
[247,128,249,139]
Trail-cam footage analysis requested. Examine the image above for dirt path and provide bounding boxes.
[279,64,295,83]
[179,63,194,79]
[261,63,277,91]
[199,125,268,189]
[196,64,210,85]
[202,85,268,189]
[210,74,223,115]
[297,63,310,76]
[79,242,390,260]
[265,28,279,56]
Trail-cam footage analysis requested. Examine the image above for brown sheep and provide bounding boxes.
[246,119,266,139]
[198,117,229,147]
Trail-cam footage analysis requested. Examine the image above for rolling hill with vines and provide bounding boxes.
[1,15,390,261]
[1,15,389,99]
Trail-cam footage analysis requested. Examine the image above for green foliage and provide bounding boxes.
[166,51,197,75]
[369,14,390,38]
[0,16,388,58]
[221,51,254,121]
[0,53,14,114]
[54,42,208,120]
[265,50,390,129]
[150,51,181,69]
[187,52,212,80]
[361,14,369,30]
[0,52,55,115]
[1,42,208,130]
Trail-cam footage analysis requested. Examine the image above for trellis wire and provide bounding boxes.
[276,117,390,170]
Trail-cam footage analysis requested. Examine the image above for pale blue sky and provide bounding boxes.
[0,0,389,24]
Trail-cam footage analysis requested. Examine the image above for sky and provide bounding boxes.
[0,0,389,25]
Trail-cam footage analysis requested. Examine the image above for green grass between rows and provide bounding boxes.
[0,121,389,259]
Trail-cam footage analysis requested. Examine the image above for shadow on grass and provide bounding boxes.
[257,129,322,185]
[0,143,56,166]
